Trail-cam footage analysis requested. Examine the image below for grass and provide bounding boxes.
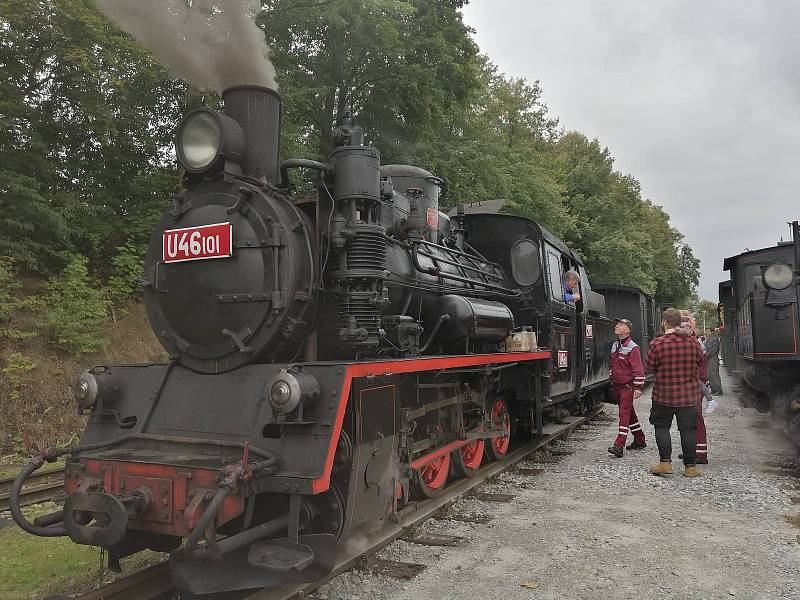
[0,503,166,600]
[0,458,65,480]
[1,298,166,460]
[0,296,171,598]
[0,517,99,600]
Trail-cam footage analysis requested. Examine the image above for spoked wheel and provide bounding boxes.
[306,483,346,538]
[451,439,485,478]
[484,399,511,461]
[413,453,451,498]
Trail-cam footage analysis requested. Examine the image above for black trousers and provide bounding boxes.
[649,402,697,465]
[708,358,723,394]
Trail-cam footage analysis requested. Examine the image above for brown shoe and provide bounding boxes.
[649,461,674,475]
[683,465,701,478]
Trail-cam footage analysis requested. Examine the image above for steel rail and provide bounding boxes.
[0,466,65,512]
[75,562,173,600]
[246,406,605,600]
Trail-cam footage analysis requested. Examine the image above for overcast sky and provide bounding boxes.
[462,0,800,300]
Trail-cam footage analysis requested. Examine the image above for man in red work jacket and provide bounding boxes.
[607,318,647,457]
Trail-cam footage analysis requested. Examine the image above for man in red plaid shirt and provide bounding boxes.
[645,308,705,477]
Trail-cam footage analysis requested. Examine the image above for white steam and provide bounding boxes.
[95,0,277,91]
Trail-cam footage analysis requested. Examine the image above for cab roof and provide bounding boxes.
[451,200,585,267]
[722,241,793,271]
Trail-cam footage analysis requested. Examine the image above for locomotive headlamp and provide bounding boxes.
[72,369,98,410]
[763,263,794,290]
[176,109,244,173]
[271,380,293,409]
[265,369,320,414]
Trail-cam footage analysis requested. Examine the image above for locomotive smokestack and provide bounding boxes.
[792,221,800,275]
[222,85,282,183]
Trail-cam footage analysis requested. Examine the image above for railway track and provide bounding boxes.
[0,465,65,512]
[245,408,606,600]
[71,406,606,600]
[75,562,174,600]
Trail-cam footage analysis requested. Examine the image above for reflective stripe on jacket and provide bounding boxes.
[611,337,645,390]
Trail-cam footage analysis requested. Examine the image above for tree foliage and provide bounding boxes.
[0,0,185,273]
[260,0,480,158]
[689,297,721,330]
[0,0,700,310]
[107,240,145,306]
[44,254,110,354]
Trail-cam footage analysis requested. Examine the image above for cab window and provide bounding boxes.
[511,239,541,286]
[547,250,563,302]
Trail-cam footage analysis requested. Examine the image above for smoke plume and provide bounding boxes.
[96,0,277,91]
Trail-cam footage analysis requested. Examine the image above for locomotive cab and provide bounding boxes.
[455,204,615,412]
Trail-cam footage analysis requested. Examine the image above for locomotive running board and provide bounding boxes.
[170,533,337,595]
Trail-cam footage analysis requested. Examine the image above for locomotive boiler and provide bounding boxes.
[720,222,800,445]
[10,86,616,595]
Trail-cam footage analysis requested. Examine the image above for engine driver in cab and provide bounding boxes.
[608,318,647,457]
[563,269,581,304]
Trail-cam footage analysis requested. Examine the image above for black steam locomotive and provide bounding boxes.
[719,222,800,445]
[12,86,625,595]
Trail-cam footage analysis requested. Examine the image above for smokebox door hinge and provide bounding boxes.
[272,291,288,310]
[216,292,272,304]
[233,237,284,249]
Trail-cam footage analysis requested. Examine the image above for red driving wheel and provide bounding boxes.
[485,399,511,461]
[413,452,450,498]
[452,438,485,478]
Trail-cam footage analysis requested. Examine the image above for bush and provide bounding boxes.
[107,240,145,305]
[45,254,110,354]
[0,256,41,341]
[0,256,22,334]
[2,352,37,404]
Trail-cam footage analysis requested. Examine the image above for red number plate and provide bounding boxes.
[162,222,233,263]
[426,207,439,229]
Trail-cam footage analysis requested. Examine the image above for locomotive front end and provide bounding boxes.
[722,220,800,445]
[8,85,347,593]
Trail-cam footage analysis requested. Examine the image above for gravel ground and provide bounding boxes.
[315,369,800,600]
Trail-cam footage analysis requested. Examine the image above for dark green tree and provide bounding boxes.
[0,0,185,273]
[259,0,480,159]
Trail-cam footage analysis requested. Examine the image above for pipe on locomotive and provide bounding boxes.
[280,159,333,190]
[9,432,279,538]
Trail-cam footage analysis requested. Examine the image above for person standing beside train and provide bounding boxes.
[646,308,705,477]
[675,311,711,464]
[704,328,723,400]
[607,318,647,457]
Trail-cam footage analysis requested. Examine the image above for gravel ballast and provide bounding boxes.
[316,369,800,600]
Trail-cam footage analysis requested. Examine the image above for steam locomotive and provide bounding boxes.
[719,223,800,446]
[12,86,628,595]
